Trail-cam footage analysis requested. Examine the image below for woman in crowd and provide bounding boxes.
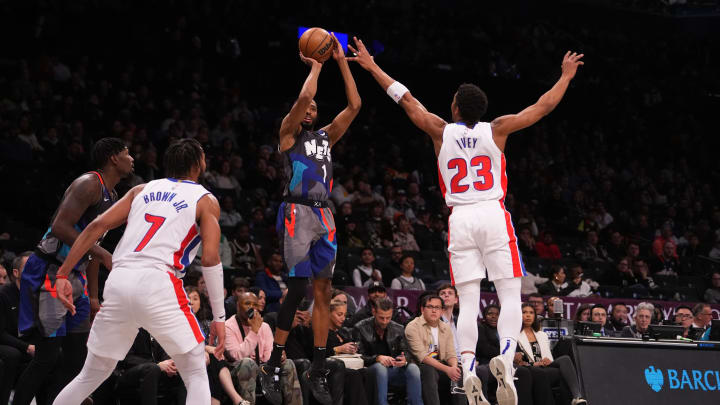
[516,303,587,405]
[187,286,250,405]
[327,300,377,405]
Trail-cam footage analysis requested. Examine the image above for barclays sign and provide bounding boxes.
[645,366,720,392]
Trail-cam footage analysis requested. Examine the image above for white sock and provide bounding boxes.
[455,280,482,377]
[52,352,117,405]
[494,277,522,366]
[173,343,211,405]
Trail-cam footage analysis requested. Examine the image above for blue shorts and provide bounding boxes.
[18,254,90,337]
[276,202,336,279]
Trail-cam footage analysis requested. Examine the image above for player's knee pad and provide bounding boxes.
[276,278,309,332]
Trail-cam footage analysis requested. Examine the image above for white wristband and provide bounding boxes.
[386,81,409,104]
[201,263,226,322]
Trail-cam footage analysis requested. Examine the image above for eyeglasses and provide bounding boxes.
[424,305,442,311]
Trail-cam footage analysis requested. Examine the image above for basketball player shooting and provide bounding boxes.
[259,34,361,405]
[348,37,583,405]
[51,139,227,405]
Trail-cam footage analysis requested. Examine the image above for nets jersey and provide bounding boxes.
[113,178,211,278]
[37,171,117,271]
[437,122,507,207]
[282,129,332,201]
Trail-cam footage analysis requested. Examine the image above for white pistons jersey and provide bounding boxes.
[437,122,506,206]
[112,178,211,278]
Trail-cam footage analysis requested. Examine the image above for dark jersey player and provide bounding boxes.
[260,35,361,405]
[13,138,133,405]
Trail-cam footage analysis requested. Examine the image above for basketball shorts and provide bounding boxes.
[87,266,205,360]
[447,200,527,285]
[18,253,90,338]
[276,202,337,279]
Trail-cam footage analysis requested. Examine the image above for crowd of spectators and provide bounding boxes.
[0,0,719,403]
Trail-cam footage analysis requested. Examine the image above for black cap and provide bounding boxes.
[368,281,386,293]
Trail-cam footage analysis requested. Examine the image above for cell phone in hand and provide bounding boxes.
[247,308,255,319]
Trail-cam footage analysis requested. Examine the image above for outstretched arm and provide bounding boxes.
[491,51,584,151]
[279,54,324,152]
[347,37,446,154]
[322,34,361,146]
[55,184,146,314]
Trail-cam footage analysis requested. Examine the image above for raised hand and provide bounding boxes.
[561,51,584,80]
[299,51,323,69]
[331,33,345,62]
[346,36,376,71]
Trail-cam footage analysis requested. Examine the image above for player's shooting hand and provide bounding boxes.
[55,277,76,315]
[561,51,584,80]
[210,321,226,361]
[299,52,323,69]
[346,36,375,70]
[330,33,345,62]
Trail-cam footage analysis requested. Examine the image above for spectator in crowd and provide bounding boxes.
[527,293,547,320]
[219,196,243,229]
[390,255,426,291]
[340,215,366,249]
[564,264,594,297]
[692,303,713,330]
[709,238,720,261]
[632,258,658,291]
[537,265,569,296]
[353,248,383,287]
[381,246,405,285]
[249,287,267,315]
[331,176,355,208]
[230,223,264,277]
[625,243,641,263]
[225,292,302,405]
[0,265,7,286]
[330,289,357,324]
[208,159,241,197]
[392,217,420,252]
[516,304,587,405]
[605,257,639,288]
[574,304,592,322]
[535,231,562,260]
[353,297,421,405]
[476,304,500,366]
[366,202,394,250]
[517,227,537,258]
[225,277,251,318]
[608,303,630,336]
[652,224,678,258]
[353,179,385,214]
[704,271,720,304]
[0,252,33,405]
[385,189,416,224]
[575,230,610,263]
[606,231,627,262]
[350,281,388,325]
[652,305,664,325]
[590,305,611,336]
[404,294,462,405]
[255,252,287,313]
[650,241,681,277]
[621,302,654,339]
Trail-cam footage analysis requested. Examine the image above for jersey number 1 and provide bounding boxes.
[134,213,166,252]
[448,156,494,194]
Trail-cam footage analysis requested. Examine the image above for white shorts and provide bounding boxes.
[87,266,205,360]
[448,200,527,285]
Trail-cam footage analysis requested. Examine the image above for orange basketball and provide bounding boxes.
[299,27,336,63]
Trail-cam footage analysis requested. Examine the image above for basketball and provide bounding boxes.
[299,27,336,63]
